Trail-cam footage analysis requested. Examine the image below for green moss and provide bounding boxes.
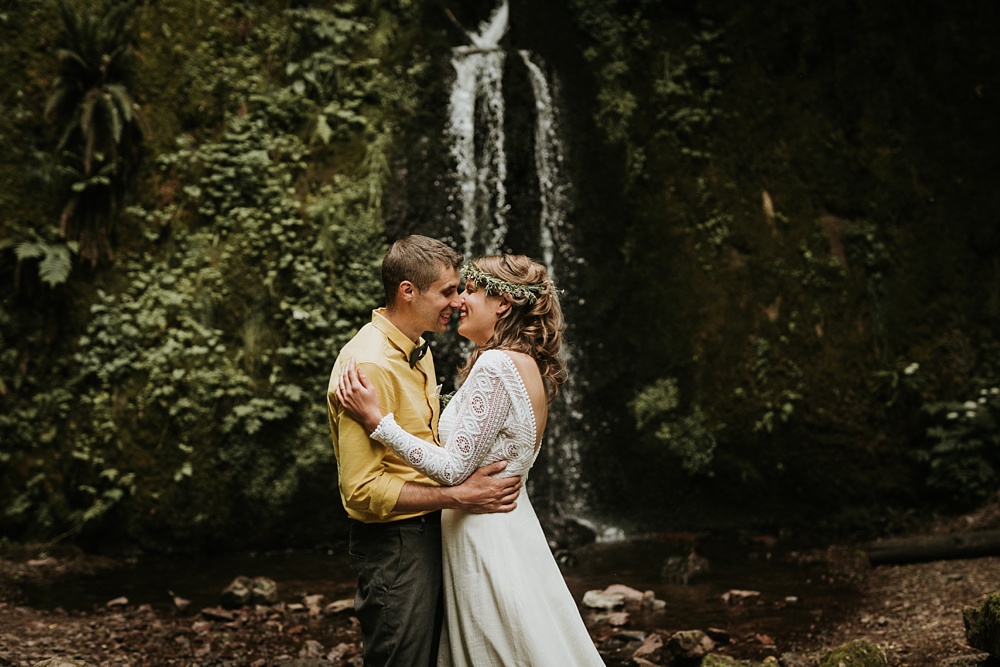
[819,640,887,667]
[964,592,1000,656]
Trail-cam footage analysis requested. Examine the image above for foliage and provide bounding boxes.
[732,336,804,436]
[652,27,729,160]
[631,377,719,476]
[0,232,77,288]
[0,0,406,547]
[918,385,1000,507]
[44,0,145,267]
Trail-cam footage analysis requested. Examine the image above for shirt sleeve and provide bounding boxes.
[370,355,512,486]
[332,362,408,519]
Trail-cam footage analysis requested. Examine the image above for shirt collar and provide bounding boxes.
[371,308,427,363]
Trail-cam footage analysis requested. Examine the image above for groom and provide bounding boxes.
[328,235,522,667]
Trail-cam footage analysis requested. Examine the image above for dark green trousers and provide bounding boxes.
[349,513,443,667]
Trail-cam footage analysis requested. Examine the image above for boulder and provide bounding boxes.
[666,629,715,660]
[818,640,887,667]
[221,575,278,608]
[221,575,253,608]
[721,589,761,605]
[250,576,278,605]
[964,591,1000,656]
[583,588,626,610]
[598,631,646,664]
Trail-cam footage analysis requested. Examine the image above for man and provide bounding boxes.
[328,235,522,667]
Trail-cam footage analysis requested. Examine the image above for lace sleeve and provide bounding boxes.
[370,358,513,486]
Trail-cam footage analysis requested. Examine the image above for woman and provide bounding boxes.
[337,255,605,667]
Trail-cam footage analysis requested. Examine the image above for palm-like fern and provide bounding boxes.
[45,0,145,267]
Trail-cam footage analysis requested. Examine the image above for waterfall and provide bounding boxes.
[445,1,590,519]
[447,2,509,258]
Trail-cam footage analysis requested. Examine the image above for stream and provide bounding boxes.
[19,532,861,653]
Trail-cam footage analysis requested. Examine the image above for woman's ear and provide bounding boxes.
[497,297,512,317]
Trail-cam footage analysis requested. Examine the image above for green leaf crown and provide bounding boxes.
[462,263,552,304]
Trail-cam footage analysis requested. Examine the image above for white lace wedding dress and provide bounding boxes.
[371,349,605,666]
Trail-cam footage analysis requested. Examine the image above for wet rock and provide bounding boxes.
[299,639,325,659]
[604,583,645,604]
[598,630,646,664]
[721,589,761,605]
[169,590,191,613]
[539,514,597,552]
[778,651,821,667]
[964,590,1000,657]
[642,589,667,610]
[221,576,253,608]
[584,583,665,612]
[666,629,715,661]
[325,642,356,661]
[607,610,630,626]
[106,596,128,607]
[632,630,675,664]
[221,575,278,608]
[660,548,710,584]
[705,627,732,644]
[583,588,626,609]
[324,598,354,615]
[303,593,325,616]
[200,606,236,622]
[250,576,278,605]
[633,631,663,658]
[818,640,887,666]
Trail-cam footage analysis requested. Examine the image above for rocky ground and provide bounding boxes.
[2,504,1000,667]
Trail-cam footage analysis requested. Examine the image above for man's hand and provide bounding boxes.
[448,460,522,513]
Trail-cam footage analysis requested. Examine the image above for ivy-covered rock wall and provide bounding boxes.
[0,0,442,550]
[513,0,1000,532]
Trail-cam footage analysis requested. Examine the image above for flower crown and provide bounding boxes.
[462,263,551,304]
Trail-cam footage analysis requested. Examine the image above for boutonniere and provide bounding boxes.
[440,391,455,411]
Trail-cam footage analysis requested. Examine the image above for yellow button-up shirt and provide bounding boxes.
[328,309,442,523]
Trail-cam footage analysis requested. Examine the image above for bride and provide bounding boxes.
[337,254,605,666]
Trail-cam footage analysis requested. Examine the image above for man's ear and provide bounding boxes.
[398,280,417,303]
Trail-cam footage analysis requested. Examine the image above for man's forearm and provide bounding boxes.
[393,481,457,513]
[392,462,520,515]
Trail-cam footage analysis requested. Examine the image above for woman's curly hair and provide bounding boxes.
[459,255,567,398]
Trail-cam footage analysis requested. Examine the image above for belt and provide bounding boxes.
[395,511,441,526]
[352,511,441,529]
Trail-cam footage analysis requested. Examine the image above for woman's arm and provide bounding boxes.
[338,356,513,486]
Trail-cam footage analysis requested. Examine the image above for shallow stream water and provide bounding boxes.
[20,531,861,656]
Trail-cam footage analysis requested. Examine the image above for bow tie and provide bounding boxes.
[409,341,430,368]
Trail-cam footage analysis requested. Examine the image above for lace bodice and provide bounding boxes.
[370,350,539,485]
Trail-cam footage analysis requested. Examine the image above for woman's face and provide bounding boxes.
[458,280,504,346]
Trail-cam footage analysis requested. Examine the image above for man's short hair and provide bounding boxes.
[382,235,462,306]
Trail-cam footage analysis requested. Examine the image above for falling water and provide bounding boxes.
[447,3,509,257]
[445,1,590,519]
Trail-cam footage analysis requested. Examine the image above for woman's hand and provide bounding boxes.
[336,359,385,434]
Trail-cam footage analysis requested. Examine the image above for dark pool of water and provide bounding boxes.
[18,533,861,652]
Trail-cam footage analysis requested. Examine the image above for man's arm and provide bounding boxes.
[393,460,522,514]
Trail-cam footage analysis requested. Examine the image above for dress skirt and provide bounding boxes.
[437,491,606,667]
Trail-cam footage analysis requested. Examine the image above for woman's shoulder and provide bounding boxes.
[474,349,538,385]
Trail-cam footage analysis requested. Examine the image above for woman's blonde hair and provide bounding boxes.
[460,255,567,397]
